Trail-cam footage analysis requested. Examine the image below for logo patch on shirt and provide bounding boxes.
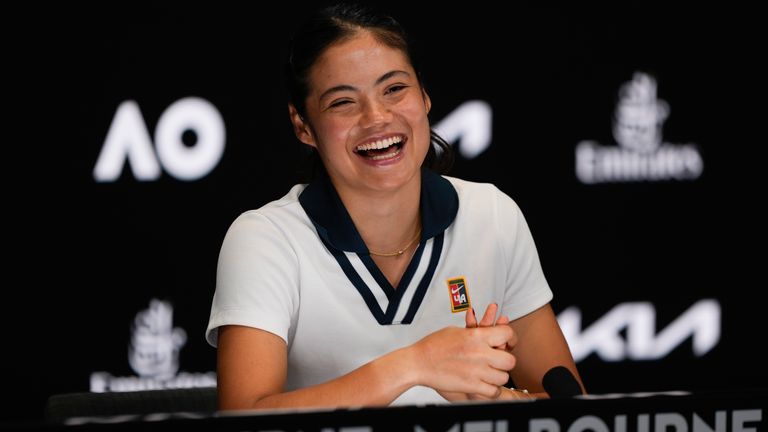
[447,277,471,313]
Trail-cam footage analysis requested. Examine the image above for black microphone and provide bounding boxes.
[542,366,582,399]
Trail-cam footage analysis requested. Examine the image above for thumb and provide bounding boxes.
[466,307,478,328]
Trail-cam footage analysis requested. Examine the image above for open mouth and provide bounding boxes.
[354,136,406,161]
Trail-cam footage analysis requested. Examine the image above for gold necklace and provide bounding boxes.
[368,228,422,257]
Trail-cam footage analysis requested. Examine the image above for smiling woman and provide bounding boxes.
[289,32,431,199]
[205,2,584,411]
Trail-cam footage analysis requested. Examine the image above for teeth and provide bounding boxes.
[355,136,403,152]
[369,146,401,160]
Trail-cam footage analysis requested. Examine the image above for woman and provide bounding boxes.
[206,3,583,410]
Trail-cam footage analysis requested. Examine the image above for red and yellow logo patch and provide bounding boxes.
[446,276,471,313]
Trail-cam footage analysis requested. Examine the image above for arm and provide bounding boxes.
[490,187,584,396]
[217,323,517,410]
[217,325,415,410]
[507,303,585,396]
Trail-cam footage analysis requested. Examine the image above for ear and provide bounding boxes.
[422,89,432,114]
[288,104,316,148]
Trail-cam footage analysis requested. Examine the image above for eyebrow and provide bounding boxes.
[318,70,411,102]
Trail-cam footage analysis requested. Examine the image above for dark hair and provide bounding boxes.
[285,2,454,179]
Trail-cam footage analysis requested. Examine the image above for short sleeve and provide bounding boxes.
[205,211,300,347]
[493,187,553,320]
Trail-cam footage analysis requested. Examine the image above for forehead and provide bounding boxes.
[309,32,413,91]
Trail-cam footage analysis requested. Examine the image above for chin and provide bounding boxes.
[369,168,419,192]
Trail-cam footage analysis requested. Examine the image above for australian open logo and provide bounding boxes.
[575,72,704,184]
[90,299,216,392]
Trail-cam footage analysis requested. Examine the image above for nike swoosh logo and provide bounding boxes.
[451,286,462,294]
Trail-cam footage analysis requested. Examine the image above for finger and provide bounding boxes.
[467,392,492,401]
[480,367,511,387]
[474,382,504,400]
[479,303,498,327]
[493,316,511,350]
[495,315,510,326]
[481,324,515,347]
[493,386,503,399]
[466,307,478,328]
[487,349,517,372]
[497,328,517,353]
[506,326,518,350]
[496,387,533,401]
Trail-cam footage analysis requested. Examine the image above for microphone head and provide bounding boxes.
[542,366,582,399]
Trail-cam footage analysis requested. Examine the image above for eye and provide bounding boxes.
[385,85,407,95]
[329,99,352,108]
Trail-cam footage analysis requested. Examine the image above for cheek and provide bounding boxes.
[314,118,355,150]
[402,103,432,141]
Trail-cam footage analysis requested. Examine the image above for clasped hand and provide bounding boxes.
[412,303,531,401]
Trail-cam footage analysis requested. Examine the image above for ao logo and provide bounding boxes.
[93,97,225,182]
[433,100,493,159]
[93,98,492,183]
[558,299,720,362]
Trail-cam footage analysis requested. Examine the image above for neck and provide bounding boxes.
[332,174,422,257]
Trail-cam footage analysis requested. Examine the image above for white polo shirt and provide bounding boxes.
[206,169,553,405]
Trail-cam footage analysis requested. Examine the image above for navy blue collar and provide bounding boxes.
[299,168,459,254]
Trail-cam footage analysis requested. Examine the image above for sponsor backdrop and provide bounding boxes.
[7,3,763,426]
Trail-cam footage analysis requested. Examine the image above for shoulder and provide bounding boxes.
[442,175,523,221]
[219,184,316,256]
[443,175,511,202]
[229,183,309,232]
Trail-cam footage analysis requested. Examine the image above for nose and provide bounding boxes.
[360,98,392,128]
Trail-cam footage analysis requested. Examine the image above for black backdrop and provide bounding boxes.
[6,3,764,426]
